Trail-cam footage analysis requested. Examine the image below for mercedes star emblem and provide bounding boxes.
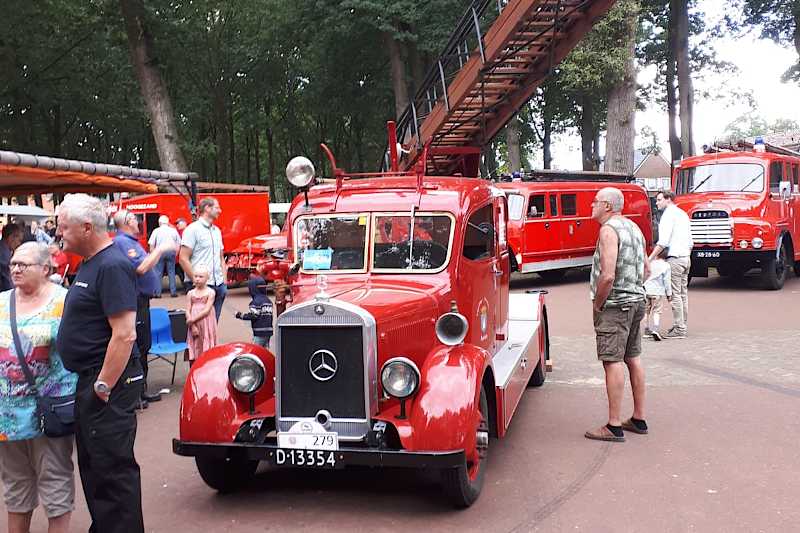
[309,349,338,382]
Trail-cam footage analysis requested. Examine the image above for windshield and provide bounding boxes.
[295,214,368,272]
[676,163,764,194]
[373,213,453,272]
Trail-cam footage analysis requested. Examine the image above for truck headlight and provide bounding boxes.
[228,355,265,394]
[381,357,420,399]
[752,237,763,249]
[739,240,749,249]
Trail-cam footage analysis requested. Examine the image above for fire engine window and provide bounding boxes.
[507,194,524,220]
[793,164,799,185]
[561,194,577,216]
[372,213,452,271]
[294,215,368,272]
[769,162,782,193]
[463,205,495,261]
[549,194,558,216]
[527,195,545,218]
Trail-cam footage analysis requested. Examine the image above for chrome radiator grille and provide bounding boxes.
[690,211,732,245]
[275,299,377,441]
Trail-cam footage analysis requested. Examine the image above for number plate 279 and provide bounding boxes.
[273,449,338,468]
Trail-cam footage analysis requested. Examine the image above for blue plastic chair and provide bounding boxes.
[149,307,188,385]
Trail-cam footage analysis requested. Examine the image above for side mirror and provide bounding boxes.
[779,180,791,200]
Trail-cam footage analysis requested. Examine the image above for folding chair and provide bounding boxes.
[149,307,188,385]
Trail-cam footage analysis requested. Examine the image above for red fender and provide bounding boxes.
[398,343,490,463]
[179,342,275,443]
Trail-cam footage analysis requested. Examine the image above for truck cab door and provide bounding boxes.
[522,193,561,267]
[460,204,497,352]
[558,192,593,257]
[494,197,510,346]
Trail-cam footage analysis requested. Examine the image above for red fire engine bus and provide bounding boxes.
[109,192,270,253]
[673,142,800,290]
[496,171,653,281]
[173,144,551,508]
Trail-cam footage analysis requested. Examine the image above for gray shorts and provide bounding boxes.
[593,300,646,362]
[0,435,75,517]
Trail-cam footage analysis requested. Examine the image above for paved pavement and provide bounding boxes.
[7,270,800,532]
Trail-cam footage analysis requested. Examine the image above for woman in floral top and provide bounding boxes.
[0,242,76,533]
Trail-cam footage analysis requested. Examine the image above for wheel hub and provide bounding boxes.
[476,419,489,460]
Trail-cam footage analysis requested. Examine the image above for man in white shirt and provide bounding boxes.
[648,191,693,338]
[148,215,181,297]
[179,197,227,320]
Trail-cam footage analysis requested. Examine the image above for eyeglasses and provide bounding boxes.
[10,262,44,272]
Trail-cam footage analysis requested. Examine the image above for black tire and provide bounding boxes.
[195,455,258,493]
[528,313,549,387]
[794,260,800,278]
[441,387,489,508]
[538,269,566,283]
[760,244,788,290]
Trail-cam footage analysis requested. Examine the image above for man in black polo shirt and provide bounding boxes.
[55,193,144,533]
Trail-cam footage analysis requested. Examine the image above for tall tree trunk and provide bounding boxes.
[482,143,498,179]
[581,95,595,171]
[119,0,188,172]
[666,0,682,163]
[228,94,235,182]
[542,119,552,169]
[674,0,694,156]
[407,38,426,96]
[505,117,522,172]
[384,32,409,119]
[254,130,261,187]
[605,7,638,174]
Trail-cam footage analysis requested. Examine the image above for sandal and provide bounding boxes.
[621,418,648,435]
[584,425,625,442]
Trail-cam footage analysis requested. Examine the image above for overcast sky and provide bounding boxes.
[544,5,800,170]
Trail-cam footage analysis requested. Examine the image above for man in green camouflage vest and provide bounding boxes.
[585,187,650,442]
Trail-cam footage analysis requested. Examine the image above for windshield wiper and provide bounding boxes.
[738,171,764,192]
[689,173,712,193]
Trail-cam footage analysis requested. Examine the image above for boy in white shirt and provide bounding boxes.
[643,253,672,341]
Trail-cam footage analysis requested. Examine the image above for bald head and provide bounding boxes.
[597,187,624,213]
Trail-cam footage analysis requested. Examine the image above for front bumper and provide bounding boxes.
[173,439,465,469]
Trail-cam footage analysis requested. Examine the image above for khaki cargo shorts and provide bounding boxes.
[593,299,646,362]
[0,435,75,518]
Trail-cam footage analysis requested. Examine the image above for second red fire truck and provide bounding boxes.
[673,141,800,290]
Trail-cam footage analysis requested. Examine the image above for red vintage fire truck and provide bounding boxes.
[226,229,288,286]
[109,192,271,253]
[673,141,800,290]
[173,147,551,507]
[496,171,653,281]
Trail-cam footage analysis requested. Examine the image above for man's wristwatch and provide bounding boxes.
[94,380,111,396]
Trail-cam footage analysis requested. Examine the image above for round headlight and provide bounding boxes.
[752,237,763,249]
[228,355,265,394]
[739,240,749,249]
[381,357,420,399]
[435,312,468,346]
[286,156,315,188]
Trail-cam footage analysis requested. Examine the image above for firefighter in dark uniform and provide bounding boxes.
[55,194,145,533]
[112,209,176,405]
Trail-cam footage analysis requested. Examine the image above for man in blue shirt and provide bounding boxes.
[112,209,176,405]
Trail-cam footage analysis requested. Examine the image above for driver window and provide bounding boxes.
[527,195,545,218]
[463,204,495,261]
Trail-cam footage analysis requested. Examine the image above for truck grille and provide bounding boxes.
[691,211,732,245]
[276,300,377,441]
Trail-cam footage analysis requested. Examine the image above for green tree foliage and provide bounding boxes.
[721,111,800,142]
[741,0,800,81]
